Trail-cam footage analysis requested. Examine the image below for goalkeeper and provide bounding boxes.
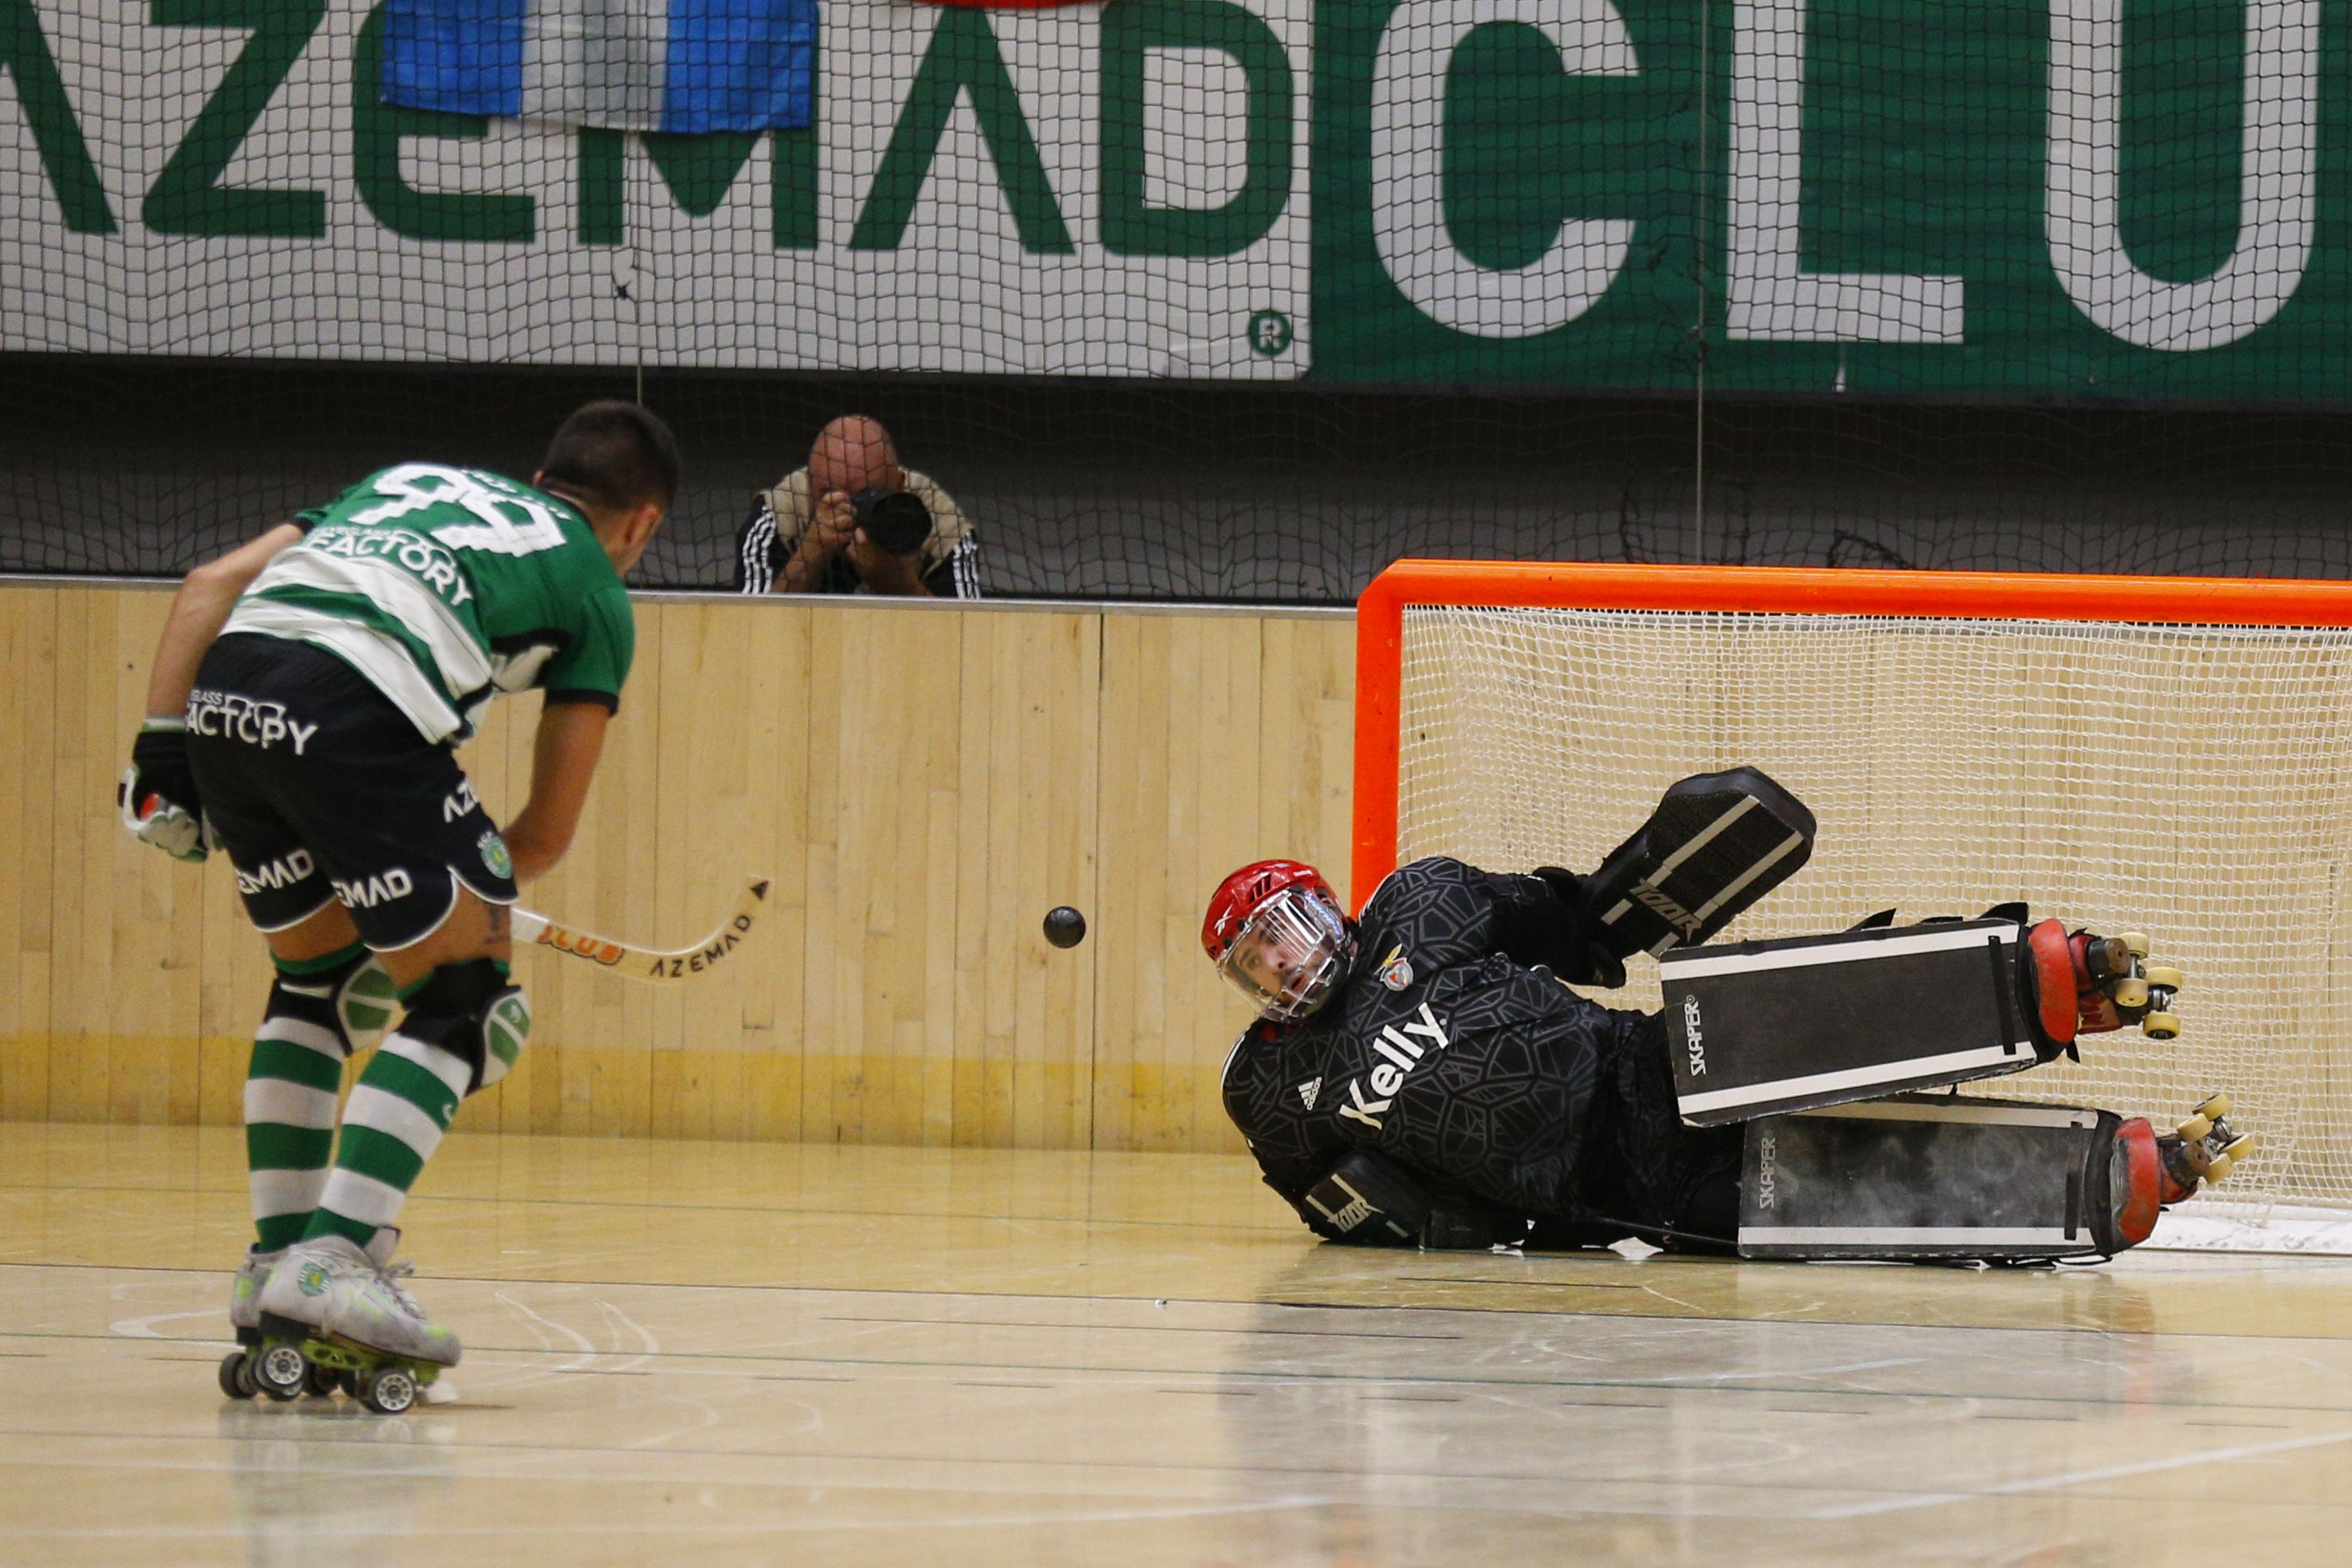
[117,401,678,1400]
[1206,854,2235,1258]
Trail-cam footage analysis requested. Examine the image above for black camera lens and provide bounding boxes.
[849,488,932,555]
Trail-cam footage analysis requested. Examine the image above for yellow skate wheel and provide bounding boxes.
[2141,1011,2180,1040]
[2220,1133,2256,1163]
[2144,965,2185,990]
[2118,931,2150,958]
[2194,1092,2232,1121]
[2204,1152,2236,1184]
[2111,977,2151,1009]
[2176,1113,2213,1141]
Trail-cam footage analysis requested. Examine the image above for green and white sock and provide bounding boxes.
[245,944,384,1252]
[305,969,493,1248]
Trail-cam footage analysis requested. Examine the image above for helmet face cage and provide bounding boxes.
[1215,885,1350,1022]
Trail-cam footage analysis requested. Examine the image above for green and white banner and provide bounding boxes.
[5,0,2347,398]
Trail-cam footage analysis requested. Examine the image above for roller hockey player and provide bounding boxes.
[1208,849,2249,1263]
[119,402,678,1411]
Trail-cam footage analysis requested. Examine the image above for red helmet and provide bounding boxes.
[1203,860,1352,1022]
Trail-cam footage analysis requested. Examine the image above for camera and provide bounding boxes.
[849,487,932,555]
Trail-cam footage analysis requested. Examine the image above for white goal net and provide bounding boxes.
[1394,602,2352,1222]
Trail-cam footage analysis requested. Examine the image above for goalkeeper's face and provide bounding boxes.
[1217,887,1349,1023]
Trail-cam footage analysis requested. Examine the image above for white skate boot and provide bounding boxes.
[228,1246,278,1341]
[245,1231,459,1413]
[218,1247,306,1400]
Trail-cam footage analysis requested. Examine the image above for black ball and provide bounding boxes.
[1042,906,1087,948]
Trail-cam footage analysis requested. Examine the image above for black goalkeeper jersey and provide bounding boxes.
[1222,857,1732,1231]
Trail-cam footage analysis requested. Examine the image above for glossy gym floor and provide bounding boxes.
[5,1122,2351,1567]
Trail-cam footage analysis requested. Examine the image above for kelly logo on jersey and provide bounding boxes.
[1336,1003,1451,1130]
[186,688,318,754]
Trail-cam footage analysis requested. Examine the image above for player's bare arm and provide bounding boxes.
[119,522,308,862]
[502,698,611,886]
[144,522,307,718]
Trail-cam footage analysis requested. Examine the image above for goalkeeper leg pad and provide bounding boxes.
[1586,767,1818,962]
[1661,916,2049,1125]
[397,959,530,1093]
[1736,1096,2163,1263]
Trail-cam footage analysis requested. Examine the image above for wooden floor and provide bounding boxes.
[6,1125,2352,1566]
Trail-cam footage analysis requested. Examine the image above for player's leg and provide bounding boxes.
[184,660,399,1378]
[250,889,519,1383]
[304,888,521,1259]
[1731,1092,2254,1262]
[1572,1013,1747,1251]
[1660,911,2186,1125]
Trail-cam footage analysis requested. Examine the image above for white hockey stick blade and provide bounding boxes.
[510,879,772,986]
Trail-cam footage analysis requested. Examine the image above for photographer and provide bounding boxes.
[735,416,979,598]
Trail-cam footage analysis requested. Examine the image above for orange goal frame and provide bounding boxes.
[1351,560,2352,912]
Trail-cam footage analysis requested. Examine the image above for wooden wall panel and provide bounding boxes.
[0,584,1352,1150]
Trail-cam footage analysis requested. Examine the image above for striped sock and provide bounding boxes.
[305,969,493,1248]
[245,944,373,1252]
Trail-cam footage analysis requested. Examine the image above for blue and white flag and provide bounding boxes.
[381,1,816,135]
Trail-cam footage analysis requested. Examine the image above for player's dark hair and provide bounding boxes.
[537,400,682,515]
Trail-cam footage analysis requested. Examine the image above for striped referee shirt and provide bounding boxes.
[735,467,981,598]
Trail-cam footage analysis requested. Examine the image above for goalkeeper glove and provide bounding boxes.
[119,719,211,863]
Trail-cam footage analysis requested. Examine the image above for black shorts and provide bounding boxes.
[186,633,518,951]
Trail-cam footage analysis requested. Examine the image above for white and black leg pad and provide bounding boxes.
[1587,767,1818,961]
[1737,1095,2146,1262]
[1662,916,2043,1125]
[1286,1152,1533,1250]
[398,959,530,1093]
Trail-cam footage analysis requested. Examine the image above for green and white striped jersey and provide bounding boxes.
[222,463,635,744]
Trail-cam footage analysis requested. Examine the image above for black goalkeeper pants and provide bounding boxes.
[1538,1011,1744,1251]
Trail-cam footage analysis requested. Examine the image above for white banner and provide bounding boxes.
[2,0,1311,377]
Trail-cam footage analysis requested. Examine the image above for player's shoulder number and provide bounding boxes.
[346,463,571,557]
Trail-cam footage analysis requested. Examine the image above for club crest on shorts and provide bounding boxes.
[1377,945,1414,991]
[478,829,513,881]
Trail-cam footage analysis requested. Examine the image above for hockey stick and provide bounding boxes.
[510,878,771,986]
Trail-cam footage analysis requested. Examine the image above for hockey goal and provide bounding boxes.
[1354,560,2352,1238]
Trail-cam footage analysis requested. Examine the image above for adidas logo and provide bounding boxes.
[1298,1077,1322,1110]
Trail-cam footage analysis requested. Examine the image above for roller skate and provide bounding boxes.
[2110,1093,2255,1246]
[216,1246,339,1401]
[2027,920,2185,1052]
[236,1231,459,1414]
[2156,1092,2256,1202]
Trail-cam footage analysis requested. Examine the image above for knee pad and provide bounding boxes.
[399,959,530,1093]
[268,945,399,1058]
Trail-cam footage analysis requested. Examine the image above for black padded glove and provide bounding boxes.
[119,720,210,862]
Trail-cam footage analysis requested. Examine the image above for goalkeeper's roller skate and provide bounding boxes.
[2158,1092,2256,1200]
[2027,920,2185,1046]
[230,1231,459,1414]
[2110,1092,2255,1244]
